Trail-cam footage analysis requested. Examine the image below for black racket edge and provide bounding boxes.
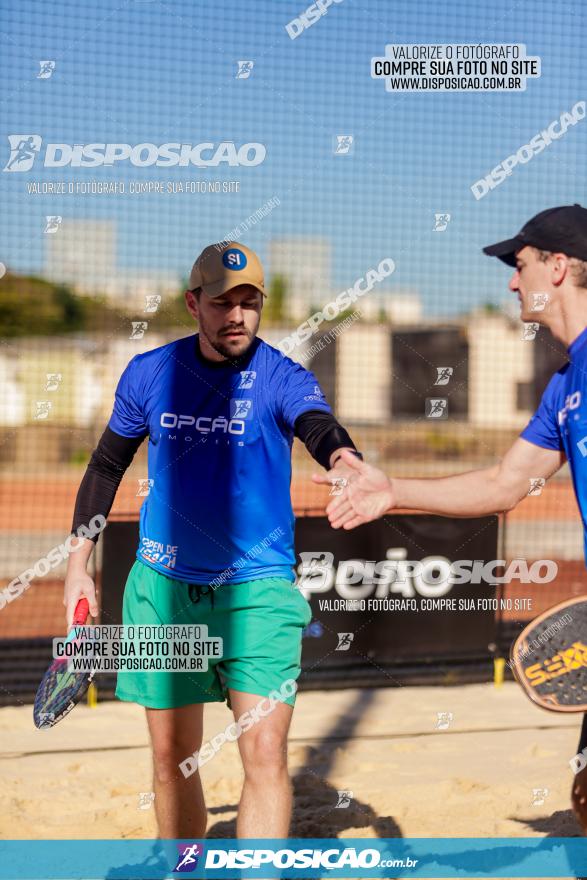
[510,595,587,714]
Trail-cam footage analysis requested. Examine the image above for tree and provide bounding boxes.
[264,274,287,323]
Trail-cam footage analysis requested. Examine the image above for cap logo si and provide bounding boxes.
[222,248,247,270]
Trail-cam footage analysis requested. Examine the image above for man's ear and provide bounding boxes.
[551,253,570,286]
[185,289,199,320]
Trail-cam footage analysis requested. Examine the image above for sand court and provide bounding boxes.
[0,682,584,841]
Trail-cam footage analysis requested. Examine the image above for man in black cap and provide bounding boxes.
[313,204,587,830]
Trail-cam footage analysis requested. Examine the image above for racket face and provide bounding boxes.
[33,658,94,729]
[510,596,587,713]
[33,598,94,729]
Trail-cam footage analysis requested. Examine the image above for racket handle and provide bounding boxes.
[72,598,90,626]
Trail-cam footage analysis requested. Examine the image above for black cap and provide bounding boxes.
[483,204,587,267]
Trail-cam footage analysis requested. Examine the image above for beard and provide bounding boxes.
[199,316,256,360]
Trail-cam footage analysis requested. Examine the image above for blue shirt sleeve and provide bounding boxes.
[108,356,149,438]
[277,358,333,430]
[520,373,564,451]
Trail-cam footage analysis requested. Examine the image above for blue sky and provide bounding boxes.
[0,0,585,315]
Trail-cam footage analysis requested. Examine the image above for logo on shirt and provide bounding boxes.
[140,537,178,569]
[160,412,245,435]
[230,399,253,419]
[558,391,581,425]
[238,370,256,389]
[303,384,325,402]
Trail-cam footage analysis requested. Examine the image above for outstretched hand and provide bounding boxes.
[312,449,395,529]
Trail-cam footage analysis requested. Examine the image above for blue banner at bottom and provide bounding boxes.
[1,837,587,879]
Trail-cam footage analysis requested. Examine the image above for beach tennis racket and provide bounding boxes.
[33,598,95,729]
[510,596,587,713]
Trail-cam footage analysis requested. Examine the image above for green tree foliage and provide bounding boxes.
[263,274,286,323]
[0,272,189,336]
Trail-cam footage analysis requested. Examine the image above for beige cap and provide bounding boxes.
[188,242,266,298]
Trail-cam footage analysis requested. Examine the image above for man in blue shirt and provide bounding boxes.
[314,204,587,830]
[64,241,363,840]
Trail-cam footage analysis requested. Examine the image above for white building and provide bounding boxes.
[336,324,392,423]
[312,311,537,428]
[45,218,179,307]
[357,291,422,324]
[102,271,180,309]
[467,311,535,428]
[45,219,117,293]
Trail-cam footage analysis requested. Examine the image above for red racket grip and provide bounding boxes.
[72,598,90,626]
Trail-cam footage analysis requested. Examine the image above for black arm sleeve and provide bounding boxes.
[294,409,358,470]
[71,426,146,542]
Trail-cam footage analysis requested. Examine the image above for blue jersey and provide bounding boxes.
[520,326,587,559]
[108,334,332,584]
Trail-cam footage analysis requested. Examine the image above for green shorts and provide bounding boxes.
[115,559,312,709]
